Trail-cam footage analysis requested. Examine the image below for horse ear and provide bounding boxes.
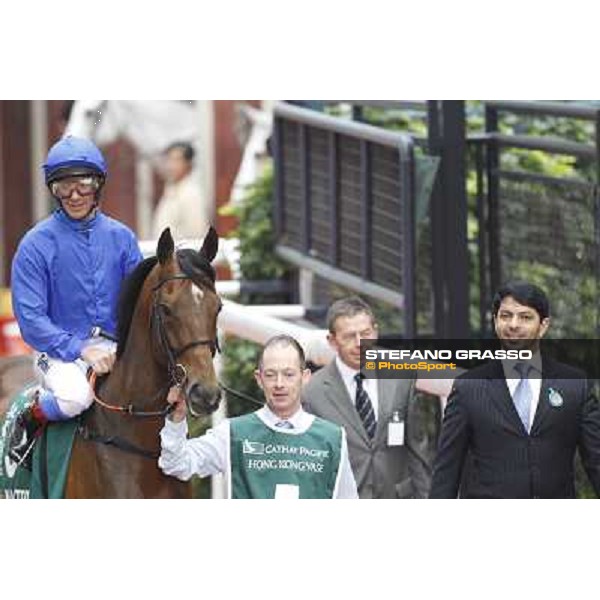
[200,226,218,263]
[157,228,175,265]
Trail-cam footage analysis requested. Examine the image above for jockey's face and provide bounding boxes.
[53,175,99,220]
[164,147,192,184]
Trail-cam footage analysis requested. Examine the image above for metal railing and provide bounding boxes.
[475,101,600,337]
[272,102,418,337]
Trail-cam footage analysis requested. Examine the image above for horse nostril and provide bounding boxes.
[188,383,222,414]
[211,388,222,408]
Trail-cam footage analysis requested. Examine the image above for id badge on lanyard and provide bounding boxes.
[387,411,405,446]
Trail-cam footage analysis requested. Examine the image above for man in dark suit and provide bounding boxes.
[430,281,600,498]
[302,296,431,499]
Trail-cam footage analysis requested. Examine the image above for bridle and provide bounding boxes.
[88,273,219,420]
[152,274,219,399]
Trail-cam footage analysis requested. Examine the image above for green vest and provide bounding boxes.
[229,413,343,499]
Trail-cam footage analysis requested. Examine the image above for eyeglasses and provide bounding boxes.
[51,176,100,199]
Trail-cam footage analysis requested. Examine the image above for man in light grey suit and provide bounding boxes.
[302,297,432,498]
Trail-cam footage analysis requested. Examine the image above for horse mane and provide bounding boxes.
[115,249,216,359]
[116,256,158,359]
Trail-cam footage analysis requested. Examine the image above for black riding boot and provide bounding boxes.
[8,393,48,469]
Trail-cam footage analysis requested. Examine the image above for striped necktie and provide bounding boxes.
[354,372,376,440]
[513,362,532,433]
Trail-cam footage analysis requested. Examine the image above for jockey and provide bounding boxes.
[8,136,143,461]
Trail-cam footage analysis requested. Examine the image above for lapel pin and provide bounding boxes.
[548,387,564,408]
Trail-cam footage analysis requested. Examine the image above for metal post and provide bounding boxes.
[360,140,372,281]
[441,101,469,338]
[272,116,284,238]
[485,104,500,299]
[299,124,311,253]
[427,101,445,338]
[428,101,469,338]
[398,137,416,339]
[475,142,488,335]
[29,101,48,223]
[328,131,339,266]
[594,110,600,337]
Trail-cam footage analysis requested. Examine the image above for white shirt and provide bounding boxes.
[335,356,380,421]
[159,405,358,499]
[501,352,543,432]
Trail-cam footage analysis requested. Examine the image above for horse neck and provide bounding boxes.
[97,291,168,415]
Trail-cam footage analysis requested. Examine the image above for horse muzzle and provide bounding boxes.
[186,382,222,417]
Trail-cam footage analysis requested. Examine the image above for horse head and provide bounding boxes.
[150,227,222,416]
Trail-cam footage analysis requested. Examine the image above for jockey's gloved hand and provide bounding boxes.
[81,345,116,375]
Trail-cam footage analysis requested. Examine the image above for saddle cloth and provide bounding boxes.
[0,385,78,499]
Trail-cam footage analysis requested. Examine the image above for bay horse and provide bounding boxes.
[61,226,222,498]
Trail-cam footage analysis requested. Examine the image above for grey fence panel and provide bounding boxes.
[273,102,418,336]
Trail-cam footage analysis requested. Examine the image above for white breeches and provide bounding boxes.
[34,340,116,418]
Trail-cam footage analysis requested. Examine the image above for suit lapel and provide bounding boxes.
[531,358,559,434]
[323,362,369,443]
[531,380,552,434]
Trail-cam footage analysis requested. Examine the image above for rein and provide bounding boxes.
[89,371,175,418]
[81,272,219,460]
[218,381,265,407]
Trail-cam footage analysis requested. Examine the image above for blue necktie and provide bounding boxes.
[355,373,376,440]
[513,362,532,433]
[275,420,294,430]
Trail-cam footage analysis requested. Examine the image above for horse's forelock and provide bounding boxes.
[177,249,216,288]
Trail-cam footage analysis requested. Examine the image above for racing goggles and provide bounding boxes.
[51,176,101,199]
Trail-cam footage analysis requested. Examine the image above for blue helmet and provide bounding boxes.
[43,136,107,186]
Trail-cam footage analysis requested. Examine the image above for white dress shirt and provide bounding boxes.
[335,356,379,421]
[159,405,358,499]
[501,352,543,432]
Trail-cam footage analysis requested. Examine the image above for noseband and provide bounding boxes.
[152,274,220,388]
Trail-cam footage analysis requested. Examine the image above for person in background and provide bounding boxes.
[302,296,432,498]
[430,281,600,498]
[151,141,210,241]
